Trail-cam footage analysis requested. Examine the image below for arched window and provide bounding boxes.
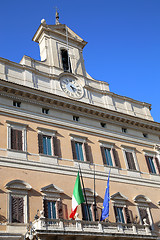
[61,49,72,73]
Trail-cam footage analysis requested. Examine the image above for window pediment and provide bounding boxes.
[41,184,63,194]
[134,195,151,204]
[5,180,32,191]
[111,192,128,201]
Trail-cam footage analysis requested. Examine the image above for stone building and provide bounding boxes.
[0,12,159,240]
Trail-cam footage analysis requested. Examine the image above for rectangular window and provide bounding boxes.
[11,128,23,151]
[104,148,113,166]
[81,203,93,221]
[38,133,59,157]
[114,206,125,223]
[125,151,136,170]
[71,138,91,162]
[138,207,150,225]
[75,142,84,161]
[44,199,56,219]
[42,108,49,114]
[145,156,156,174]
[43,136,52,155]
[101,146,121,168]
[13,101,21,107]
[11,196,24,223]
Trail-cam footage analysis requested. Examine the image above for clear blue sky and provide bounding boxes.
[0,0,160,122]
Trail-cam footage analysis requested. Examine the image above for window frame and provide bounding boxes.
[7,121,27,152]
[134,195,153,228]
[41,184,64,220]
[37,128,57,157]
[70,135,90,163]
[122,146,139,171]
[99,141,121,168]
[111,192,131,224]
[143,150,160,175]
[5,180,31,224]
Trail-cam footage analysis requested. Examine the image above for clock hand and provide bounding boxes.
[70,85,76,92]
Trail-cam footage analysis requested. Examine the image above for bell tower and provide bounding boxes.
[32,12,88,77]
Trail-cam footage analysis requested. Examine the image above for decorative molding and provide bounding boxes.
[0,79,159,133]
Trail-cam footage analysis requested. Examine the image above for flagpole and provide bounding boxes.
[93,164,97,221]
[79,165,91,221]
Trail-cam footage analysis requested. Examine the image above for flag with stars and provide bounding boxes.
[100,170,110,221]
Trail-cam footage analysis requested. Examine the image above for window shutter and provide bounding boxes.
[12,196,18,223]
[84,143,91,162]
[11,128,16,150]
[112,148,121,168]
[71,140,77,160]
[11,196,24,223]
[125,152,136,170]
[145,156,152,173]
[18,197,24,223]
[62,203,68,220]
[155,157,160,174]
[17,130,22,151]
[38,134,43,154]
[113,206,118,222]
[53,136,59,156]
[139,208,150,225]
[43,199,49,218]
[124,207,132,223]
[57,200,63,219]
[101,146,106,164]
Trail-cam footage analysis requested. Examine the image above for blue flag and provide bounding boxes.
[100,171,110,221]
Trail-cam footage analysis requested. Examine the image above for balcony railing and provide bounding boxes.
[32,217,157,239]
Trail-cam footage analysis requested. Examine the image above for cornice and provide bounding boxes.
[0,156,160,189]
[0,78,159,133]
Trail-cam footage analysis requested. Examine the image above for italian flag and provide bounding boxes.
[69,171,85,219]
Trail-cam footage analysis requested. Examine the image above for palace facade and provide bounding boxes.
[0,13,159,240]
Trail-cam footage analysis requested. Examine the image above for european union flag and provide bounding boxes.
[100,171,110,221]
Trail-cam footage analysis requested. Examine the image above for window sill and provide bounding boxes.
[39,154,58,165]
[104,165,119,174]
[74,159,90,170]
[127,169,141,178]
[7,149,27,160]
[6,223,27,234]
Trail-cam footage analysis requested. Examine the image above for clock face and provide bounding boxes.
[60,78,84,99]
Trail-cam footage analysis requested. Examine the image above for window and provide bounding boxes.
[71,135,91,162]
[145,156,156,174]
[143,133,148,138]
[81,188,97,221]
[100,122,106,128]
[100,142,121,168]
[38,129,58,156]
[13,101,21,107]
[81,203,93,221]
[5,180,31,224]
[7,121,27,152]
[61,49,72,73]
[44,200,57,219]
[114,206,125,223]
[122,147,139,171]
[122,128,127,133]
[41,184,66,220]
[11,196,24,223]
[145,155,160,175]
[134,195,153,227]
[42,108,49,114]
[111,192,132,224]
[73,116,79,122]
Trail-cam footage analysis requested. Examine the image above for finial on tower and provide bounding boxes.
[55,8,60,25]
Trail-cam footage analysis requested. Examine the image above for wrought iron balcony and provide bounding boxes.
[32,217,157,239]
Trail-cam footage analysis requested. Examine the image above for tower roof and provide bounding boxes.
[32,20,87,49]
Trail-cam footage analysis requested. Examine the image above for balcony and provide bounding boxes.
[32,217,158,240]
